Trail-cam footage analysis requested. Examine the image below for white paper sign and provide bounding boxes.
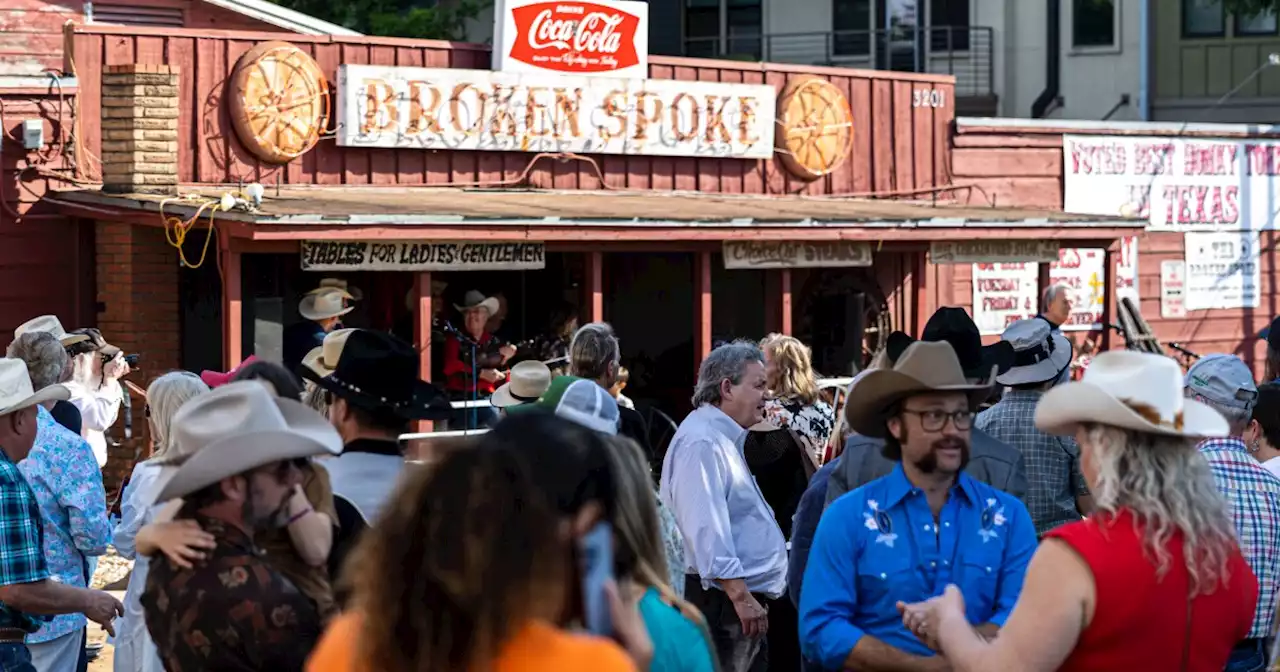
[1160,260,1187,319]
[300,240,546,272]
[493,0,650,78]
[1063,134,1280,231]
[1050,248,1108,331]
[722,241,872,269]
[1183,231,1261,310]
[336,65,776,159]
[972,262,1039,335]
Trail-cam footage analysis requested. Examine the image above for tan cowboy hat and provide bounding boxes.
[454,290,499,315]
[299,288,355,322]
[308,278,363,301]
[845,341,995,438]
[150,380,343,503]
[14,315,89,347]
[1035,350,1228,438]
[300,328,356,381]
[491,360,552,408]
[0,358,69,416]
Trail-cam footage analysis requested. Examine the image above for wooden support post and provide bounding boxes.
[694,251,712,373]
[779,268,793,335]
[913,250,929,336]
[585,251,604,322]
[1101,246,1117,351]
[221,231,242,370]
[1037,262,1052,315]
[414,271,434,434]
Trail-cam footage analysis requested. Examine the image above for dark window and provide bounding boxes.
[726,0,762,60]
[683,0,719,57]
[1184,0,1226,37]
[682,0,760,59]
[1072,0,1116,47]
[930,0,970,51]
[832,0,871,56]
[1235,10,1278,36]
[91,3,184,27]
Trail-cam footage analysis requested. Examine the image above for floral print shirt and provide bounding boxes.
[762,396,836,466]
[656,496,686,598]
[17,405,110,642]
[142,512,322,671]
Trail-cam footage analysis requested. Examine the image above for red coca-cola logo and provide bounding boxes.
[508,1,642,73]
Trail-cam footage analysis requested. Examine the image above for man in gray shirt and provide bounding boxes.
[826,308,1029,507]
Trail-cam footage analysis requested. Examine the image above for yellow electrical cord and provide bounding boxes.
[158,194,228,270]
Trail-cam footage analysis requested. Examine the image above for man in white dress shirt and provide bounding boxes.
[1246,383,1280,479]
[661,341,787,672]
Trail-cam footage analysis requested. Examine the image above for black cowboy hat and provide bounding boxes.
[885,307,1016,380]
[307,329,452,421]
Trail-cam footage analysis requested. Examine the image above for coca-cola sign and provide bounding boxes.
[494,0,649,78]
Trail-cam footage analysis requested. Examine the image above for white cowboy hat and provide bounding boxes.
[1035,350,1228,438]
[307,278,363,301]
[845,341,995,438]
[454,290,499,315]
[300,328,356,381]
[0,358,70,416]
[15,315,89,347]
[150,380,343,503]
[299,288,355,321]
[996,319,1073,386]
[491,360,552,408]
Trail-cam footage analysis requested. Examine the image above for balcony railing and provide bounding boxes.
[682,26,994,98]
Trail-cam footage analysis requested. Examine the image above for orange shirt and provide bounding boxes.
[307,612,637,672]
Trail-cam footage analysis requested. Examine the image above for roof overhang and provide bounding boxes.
[199,0,362,35]
[47,186,1147,243]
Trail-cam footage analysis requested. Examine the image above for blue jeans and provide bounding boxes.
[1225,640,1267,672]
[0,642,36,672]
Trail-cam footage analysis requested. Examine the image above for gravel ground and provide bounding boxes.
[88,547,135,671]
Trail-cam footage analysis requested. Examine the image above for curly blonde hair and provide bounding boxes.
[761,334,819,405]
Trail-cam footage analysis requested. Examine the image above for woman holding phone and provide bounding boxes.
[308,411,653,672]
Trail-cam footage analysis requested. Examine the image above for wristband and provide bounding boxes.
[286,507,312,525]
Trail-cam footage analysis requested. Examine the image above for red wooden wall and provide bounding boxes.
[66,25,957,197]
[952,122,1274,371]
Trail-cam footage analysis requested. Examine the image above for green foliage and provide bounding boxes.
[271,0,490,41]
[1221,0,1279,18]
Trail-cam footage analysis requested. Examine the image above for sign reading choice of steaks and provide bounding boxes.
[300,240,547,272]
[336,65,776,159]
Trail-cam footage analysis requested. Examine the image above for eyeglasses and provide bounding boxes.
[901,408,973,432]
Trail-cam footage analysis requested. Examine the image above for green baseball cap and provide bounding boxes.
[506,375,620,435]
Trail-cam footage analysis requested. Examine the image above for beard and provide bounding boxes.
[908,427,971,475]
[243,489,293,531]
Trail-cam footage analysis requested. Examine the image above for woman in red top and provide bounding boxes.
[899,351,1258,671]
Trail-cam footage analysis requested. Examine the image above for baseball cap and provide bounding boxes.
[65,327,121,358]
[1260,316,1280,351]
[508,375,620,435]
[1184,354,1258,410]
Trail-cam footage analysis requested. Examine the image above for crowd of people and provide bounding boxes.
[0,281,1279,672]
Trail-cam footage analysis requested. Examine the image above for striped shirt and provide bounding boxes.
[1199,437,1280,639]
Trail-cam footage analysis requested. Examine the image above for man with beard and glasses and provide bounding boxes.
[799,342,1036,672]
[141,380,343,671]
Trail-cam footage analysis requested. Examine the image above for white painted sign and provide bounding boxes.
[1160,260,1187,319]
[336,65,776,159]
[1183,231,1260,310]
[723,241,872,269]
[493,0,650,78]
[300,240,546,272]
[1063,134,1280,231]
[972,262,1039,335]
[930,240,1059,264]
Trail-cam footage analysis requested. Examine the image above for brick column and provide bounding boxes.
[100,64,179,195]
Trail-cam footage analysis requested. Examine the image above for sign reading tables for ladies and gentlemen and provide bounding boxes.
[492,0,650,78]
[1183,231,1260,310]
[300,240,546,272]
[1063,134,1280,231]
[930,240,1060,264]
[722,241,873,269]
[336,65,776,159]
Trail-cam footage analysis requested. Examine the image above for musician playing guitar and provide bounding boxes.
[441,291,515,429]
[515,304,578,377]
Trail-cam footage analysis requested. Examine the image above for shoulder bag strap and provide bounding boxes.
[1180,589,1193,672]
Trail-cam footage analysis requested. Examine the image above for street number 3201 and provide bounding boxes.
[913,89,946,108]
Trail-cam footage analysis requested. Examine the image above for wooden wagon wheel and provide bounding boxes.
[228,41,330,165]
[774,75,854,181]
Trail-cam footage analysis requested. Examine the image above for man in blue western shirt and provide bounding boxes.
[799,341,1037,671]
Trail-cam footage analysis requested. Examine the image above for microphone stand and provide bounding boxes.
[443,321,481,430]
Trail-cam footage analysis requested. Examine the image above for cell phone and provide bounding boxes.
[579,520,614,637]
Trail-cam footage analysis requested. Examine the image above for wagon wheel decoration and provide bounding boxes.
[228,41,330,165]
[774,76,854,181]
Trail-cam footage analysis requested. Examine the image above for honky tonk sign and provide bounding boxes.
[335,65,776,159]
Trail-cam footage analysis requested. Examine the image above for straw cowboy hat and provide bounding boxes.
[1035,350,1228,438]
[845,341,996,438]
[0,358,70,416]
[996,319,1073,386]
[299,287,355,322]
[307,278,363,301]
[310,329,452,421]
[300,328,356,380]
[151,380,343,503]
[14,315,89,347]
[886,307,1015,381]
[454,290,500,315]
[491,360,552,408]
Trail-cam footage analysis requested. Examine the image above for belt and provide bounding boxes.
[0,628,26,643]
[1233,638,1264,652]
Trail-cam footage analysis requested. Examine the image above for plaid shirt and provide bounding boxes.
[0,449,49,632]
[976,390,1089,536]
[1199,437,1280,639]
